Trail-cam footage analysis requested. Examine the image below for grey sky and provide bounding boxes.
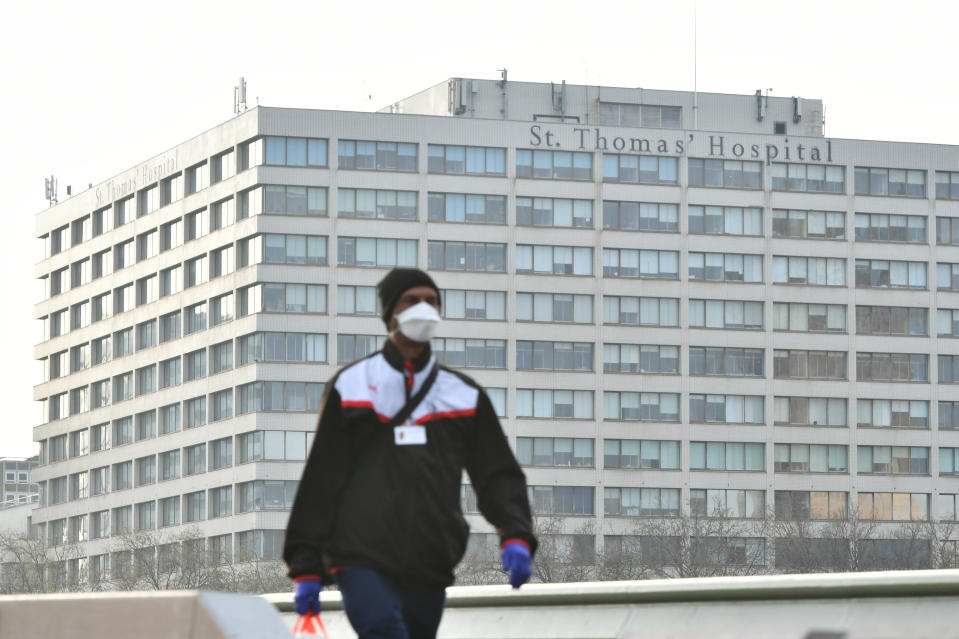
[1,0,955,456]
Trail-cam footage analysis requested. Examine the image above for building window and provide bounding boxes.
[516,149,592,180]
[159,403,180,435]
[238,332,328,365]
[690,442,765,471]
[209,437,232,470]
[160,218,183,251]
[186,161,208,194]
[774,491,846,520]
[425,240,505,272]
[604,487,680,517]
[774,444,847,473]
[439,289,504,320]
[135,455,156,486]
[773,256,846,286]
[856,306,927,336]
[237,381,324,414]
[516,389,593,419]
[687,205,761,236]
[428,192,505,225]
[338,188,415,220]
[184,397,206,429]
[855,213,926,243]
[774,397,846,427]
[211,389,233,422]
[939,355,959,383]
[604,391,679,422]
[856,352,928,382]
[773,302,845,333]
[90,423,110,453]
[184,348,207,382]
[339,236,414,268]
[338,139,416,171]
[112,461,132,491]
[185,443,206,475]
[210,341,233,375]
[603,343,679,375]
[159,496,180,528]
[136,409,156,443]
[688,158,761,189]
[264,136,328,166]
[937,263,959,291]
[515,245,591,275]
[71,257,91,288]
[112,506,132,535]
[602,296,678,326]
[184,255,208,288]
[603,439,680,470]
[939,402,959,430]
[210,244,234,278]
[855,259,926,288]
[858,446,929,474]
[689,395,763,424]
[772,209,845,239]
[937,171,959,200]
[516,341,591,371]
[209,486,232,518]
[137,184,159,217]
[237,480,299,512]
[184,491,205,522]
[855,166,926,197]
[211,197,235,229]
[688,252,762,282]
[603,154,677,184]
[184,302,207,335]
[692,489,765,518]
[517,437,594,468]
[159,264,183,297]
[185,208,210,241]
[690,299,763,329]
[858,492,929,521]
[857,399,928,428]
[160,310,181,343]
[517,197,592,228]
[252,282,326,314]
[771,163,845,193]
[598,102,681,128]
[528,486,594,515]
[516,292,591,323]
[159,450,180,481]
[774,350,847,380]
[92,207,112,236]
[428,144,506,175]
[603,248,678,279]
[689,347,764,377]
[161,173,183,206]
[211,149,235,183]
[431,338,505,368]
[211,292,235,325]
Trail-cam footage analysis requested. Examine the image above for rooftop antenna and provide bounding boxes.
[44,175,57,207]
[234,77,248,115]
[692,0,698,129]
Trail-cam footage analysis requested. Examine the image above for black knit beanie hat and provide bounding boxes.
[377,268,441,327]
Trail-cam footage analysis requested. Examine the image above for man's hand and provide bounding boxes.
[293,576,322,615]
[501,540,532,589]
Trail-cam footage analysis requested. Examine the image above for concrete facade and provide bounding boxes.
[29,78,959,581]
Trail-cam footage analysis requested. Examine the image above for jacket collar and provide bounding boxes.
[382,338,433,373]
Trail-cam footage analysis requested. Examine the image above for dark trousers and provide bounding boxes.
[335,567,447,639]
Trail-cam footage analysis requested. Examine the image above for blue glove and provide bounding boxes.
[501,541,532,589]
[293,576,321,615]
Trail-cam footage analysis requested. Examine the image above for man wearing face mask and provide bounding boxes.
[284,267,536,639]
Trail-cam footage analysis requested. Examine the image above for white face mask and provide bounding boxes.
[394,301,441,343]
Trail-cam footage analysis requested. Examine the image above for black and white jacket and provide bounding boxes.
[283,340,536,586]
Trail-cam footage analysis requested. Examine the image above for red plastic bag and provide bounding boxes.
[292,611,328,638]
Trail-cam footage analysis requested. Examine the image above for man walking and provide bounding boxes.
[284,267,536,639]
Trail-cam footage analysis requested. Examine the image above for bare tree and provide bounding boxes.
[0,530,82,594]
[531,516,598,583]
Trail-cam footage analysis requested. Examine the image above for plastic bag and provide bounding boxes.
[292,611,328,638]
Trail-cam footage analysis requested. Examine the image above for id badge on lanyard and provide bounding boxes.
[395,421,427,445]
